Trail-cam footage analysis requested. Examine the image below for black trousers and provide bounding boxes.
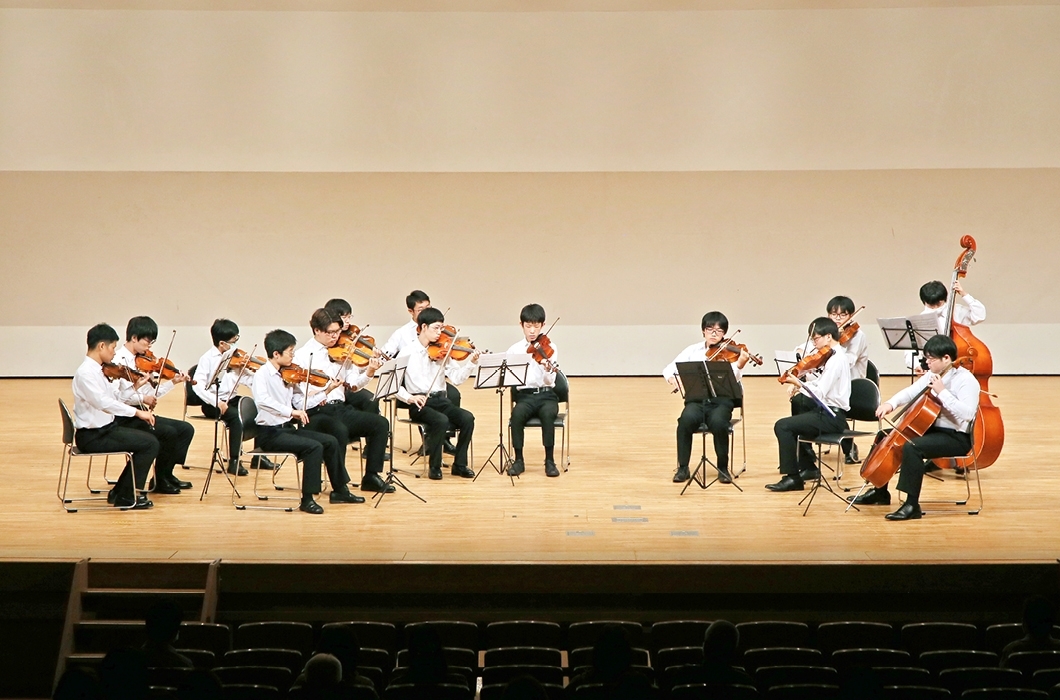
[307,402,389,475]
[774,394,848,475]
[510,390,559,449]
[254,425,341,496]
[896,427,972,504]
[201,396,244,463]
[408,394,474,470]
[114,414,194,482]
[676,397,735,471]
[75,422,159,500]
[344,388,380,415]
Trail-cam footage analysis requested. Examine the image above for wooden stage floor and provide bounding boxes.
[2,376,1057,565]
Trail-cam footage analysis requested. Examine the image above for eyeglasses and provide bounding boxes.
[704,328,725,336]
[323,328,341,336]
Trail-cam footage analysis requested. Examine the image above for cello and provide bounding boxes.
[935,236,1004,470]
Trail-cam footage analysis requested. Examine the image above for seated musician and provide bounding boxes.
[663,312,750,485]
[293,308,392,495]
[827,295,869,464]
[251,329,361,514]
[72,323,159,510]
[112,316,195,495]
[907,279,986,370]
[850,334,978,521]
[324,298,381,415]
[395,307,479,480]
[506,303,561,478]
[766,317,850,492]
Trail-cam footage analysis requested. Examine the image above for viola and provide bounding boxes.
[279,364,332,388]
[428,325,478,362]
[778,346,833,384]
[837,305,866,346]
[135,350,196,385]
[708,338,764,366]
[102,362,147,383]
[229,349,266,374]
[528,334,558,372]
[330,326,389,368]
[934,235,1004,470]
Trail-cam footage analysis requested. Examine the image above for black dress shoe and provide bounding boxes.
[429,466,443,480]
[765,475,804,492]
[226,464,249,477]
[507,458,525,477]
[107,488,118,505]
[848,486,891,505]
[451,464,475,478]
[329,490,366,504]
[844,443,860,464]
[443,439,457,455]
[299,497,324,514]
[361,472,396,493]
[154,481,182,495]
[673,466,690,483]
[114,495,152,509]
[544,459,559,477]
[798,468,821,482]
[169,477,193,490]
[885,502,923,521]
[250,455,278,470]
[718,469,733,484]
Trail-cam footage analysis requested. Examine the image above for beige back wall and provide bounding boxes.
[0,5,1056,376]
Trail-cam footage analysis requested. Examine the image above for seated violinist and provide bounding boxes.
[849,334,978,520]
[506,304,561,478]
[251,329,357,514]
[663,312,750,485]
[324,298,381,415]
[826,296,869,464]
[112,316,195,496]
[396,307,479,480]
[766,317,850,492]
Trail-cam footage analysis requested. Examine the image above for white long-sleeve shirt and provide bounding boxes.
[113,344,175,405]
[72,357,137,429]
[663,342,744,384]
[906,295,987,368]
[192,346,252,407]
[396,342,477,403]
[291,338,371,410]
[381,321,417,360]
[505,340,558,390]
[251,362,295,426]
[842,328,870,380]
[799,346,851,412]
[885,365,979,433]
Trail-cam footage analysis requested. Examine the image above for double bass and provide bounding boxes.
[935,236,1004,470]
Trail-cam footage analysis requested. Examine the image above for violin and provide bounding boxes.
[330,325,390,368]
[778,346,833,384]
[229,349,266,374]
[279,364,332,388]
[135,350,196,385]
[528,334,558,372]
[102,362,148,383]
[837,305,866,346]
[427,325,479,362]
[708,338,764,366]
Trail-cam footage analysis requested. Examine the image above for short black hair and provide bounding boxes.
[264,329,296,359]
[826,296,855,315]
[406,290,430,310]
[125,316,158,342]
[87,323,119,349]
[920,281,948,306]
[809,317,839,341]
[701,311,729,333]
[520,304,546,324]
[416,307,445,331]
[145,599,183,645]
[310,308,341,333]
[324,298,352,317]
[923,334,958,362]
[210,319,239,347]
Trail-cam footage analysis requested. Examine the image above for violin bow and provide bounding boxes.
[706,329,741,362]
[152,330,179,399]
[225,343,257,403]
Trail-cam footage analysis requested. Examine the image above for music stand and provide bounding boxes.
[879,314,937,382]
[774,349,798,378]
[473,353,531,483]
[370,357,422,507]
[199,347,240,500]
[676,361,744,493]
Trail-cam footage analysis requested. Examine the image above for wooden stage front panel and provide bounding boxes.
[1,376,1058,565]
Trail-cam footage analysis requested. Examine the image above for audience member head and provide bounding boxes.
[593,624,633,681]
[53,666,102,700]
[702,620,739,666]
[406,624,447,676]
[99,648,148,700]
[317,625,361,678]
[1023,595,1058,639]
[144,598,183,646]
[175,669,222,700]
[304,653,343,689]
[502,674,548,700]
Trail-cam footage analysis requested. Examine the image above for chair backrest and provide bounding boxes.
[554,371,570,404]
[847,378,881,423]
[185,364,205,408]
[240,397,260,443]
[866,360,880,387]
[59,398,76,446]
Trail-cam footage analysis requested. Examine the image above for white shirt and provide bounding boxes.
[72,357,137,429]
[381,321,417,360]
[663,342,745,384]
[885,365,979,433]
[905,294,987,368]
[292,338,371,410]
[505,340,558,390]
[251,361,295,426]
[113,344,175,405]
[841,328,870,380]
[192,346,252,407]
[799,345,851,412]
[396,341,477,403]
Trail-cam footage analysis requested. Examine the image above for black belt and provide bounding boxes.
[428,391,447,398]
[516,387,553,396]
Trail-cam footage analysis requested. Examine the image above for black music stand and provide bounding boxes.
[473,352,531,484]
[879,313,937,383]
[199,346,240,501]
[371,356,422,507]
[676,360,744,494]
